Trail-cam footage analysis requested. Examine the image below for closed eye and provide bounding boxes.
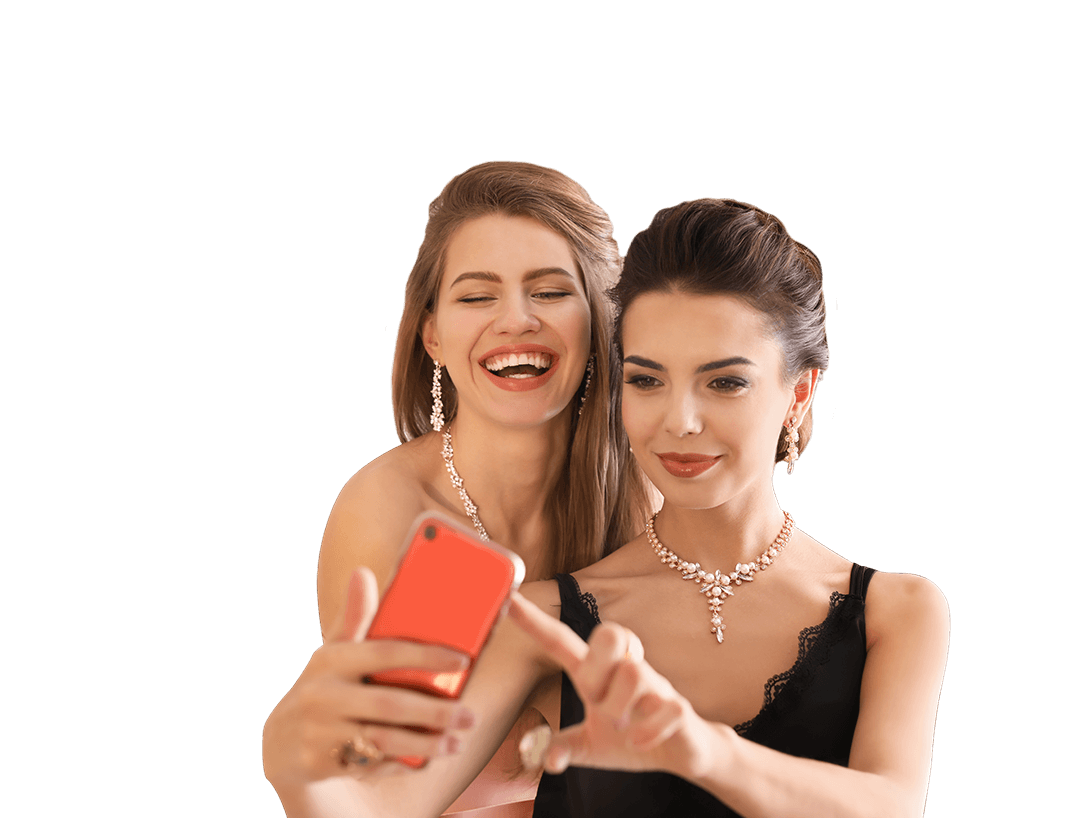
[457,290,572,304]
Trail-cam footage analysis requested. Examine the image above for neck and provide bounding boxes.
[442,409,573,565]
[651,484,788,570]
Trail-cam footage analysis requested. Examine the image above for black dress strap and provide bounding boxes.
[552,573,601,639]
[848,563,876,600]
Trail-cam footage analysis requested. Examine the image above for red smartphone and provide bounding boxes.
[364,513,525,764]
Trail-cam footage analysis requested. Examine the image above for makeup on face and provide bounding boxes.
[620,291,795,506]
[479,343,559,392]
[654,452,724,478]
[429,214,592,422]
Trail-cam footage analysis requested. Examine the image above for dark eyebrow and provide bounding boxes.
[448,267,575,289]
[622,355,756,373]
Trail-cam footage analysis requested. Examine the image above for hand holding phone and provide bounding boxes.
[365,513,525,698]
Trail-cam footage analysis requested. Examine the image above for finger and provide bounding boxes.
[330,567,379,644]
[318,638,470,680]
[518,724,553,771]
[627,695,683,751]
[625,629,645,663]
[350,723,465,761]
[508,592,588,672]
[575,623,630,704]
[321,679,476,732]
[544,723,589,775]
[603,657,648,730]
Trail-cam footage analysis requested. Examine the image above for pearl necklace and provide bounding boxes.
[646,512,794,644]
[441,430,489,540]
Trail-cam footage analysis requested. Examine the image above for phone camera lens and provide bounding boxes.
[424,525,436,540]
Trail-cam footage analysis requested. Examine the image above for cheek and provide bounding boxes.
[543,287,591,342]
[567,303,592,354]
[620,391,655,447]
[723,403,782,461]
[435,311,482,354]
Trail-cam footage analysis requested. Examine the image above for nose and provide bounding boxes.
[664,390,704,438]
[492,292,542,335]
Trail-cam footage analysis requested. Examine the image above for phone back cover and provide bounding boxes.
[365,518,518,698]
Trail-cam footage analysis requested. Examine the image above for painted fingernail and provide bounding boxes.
[445,652,471,669]
[518,724,552,770]
[451,707,475,729]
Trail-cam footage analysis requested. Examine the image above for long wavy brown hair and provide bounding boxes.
[392,161,649,576]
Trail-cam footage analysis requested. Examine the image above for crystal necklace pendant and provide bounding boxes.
[647,513,794,644]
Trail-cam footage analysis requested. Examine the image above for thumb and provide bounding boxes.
[545,723,589,774]
[332,566,379,643]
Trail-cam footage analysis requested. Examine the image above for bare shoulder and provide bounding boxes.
[773,529,947,647]
[576,532,652,581]
[317,436,440,637]
[328,440,431,538]
[864,570,950,649]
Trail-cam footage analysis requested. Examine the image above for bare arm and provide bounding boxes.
[316,459,426,640]
[684,573,949,818]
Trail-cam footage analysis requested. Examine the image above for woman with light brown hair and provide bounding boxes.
[275,196,949,817]
[263,161,649,817]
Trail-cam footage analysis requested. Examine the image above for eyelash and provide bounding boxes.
[457,290,572,304]
[623,375,749,392]
[710,377,749,392]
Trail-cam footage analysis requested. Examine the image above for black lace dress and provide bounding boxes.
[532,564,876,817]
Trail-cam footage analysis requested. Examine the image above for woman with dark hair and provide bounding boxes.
[262,162,650,817]
[315,197,948,817]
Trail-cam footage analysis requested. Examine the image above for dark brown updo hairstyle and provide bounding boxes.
[611,198,829,463]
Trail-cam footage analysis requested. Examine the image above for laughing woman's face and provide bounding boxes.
[424,213,592,430]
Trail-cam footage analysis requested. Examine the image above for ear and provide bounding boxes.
[786,369,820,425]
[421,312,440,361]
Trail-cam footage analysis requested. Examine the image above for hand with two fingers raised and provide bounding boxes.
[509,592,720,780]
[263,566,477,791]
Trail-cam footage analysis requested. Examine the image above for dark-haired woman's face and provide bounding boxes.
[621,291,811,511]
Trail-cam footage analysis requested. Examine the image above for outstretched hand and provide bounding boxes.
[508,591,717,779]
[263,567,476,789]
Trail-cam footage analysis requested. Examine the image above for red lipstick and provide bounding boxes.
[656,452,722,478]
[478,344,560,393]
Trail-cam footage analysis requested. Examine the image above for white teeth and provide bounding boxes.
[483,352,553,373]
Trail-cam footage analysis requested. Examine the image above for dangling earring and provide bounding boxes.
[430,360,445,432]
[784,417,800,474]
[578,355,595,417]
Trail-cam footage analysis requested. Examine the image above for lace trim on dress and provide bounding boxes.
[564,574,601,625]
[733,590,862,735]
[561,574,864,740]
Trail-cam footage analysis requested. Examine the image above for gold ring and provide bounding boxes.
[338,732,386,767]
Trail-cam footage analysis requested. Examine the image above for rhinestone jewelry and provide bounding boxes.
[784,418,799,474]
[430,360,445,432]
[441,429,489,540]
[646,512,794,644]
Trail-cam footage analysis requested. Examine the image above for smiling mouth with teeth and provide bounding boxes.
[483,351,553,379]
